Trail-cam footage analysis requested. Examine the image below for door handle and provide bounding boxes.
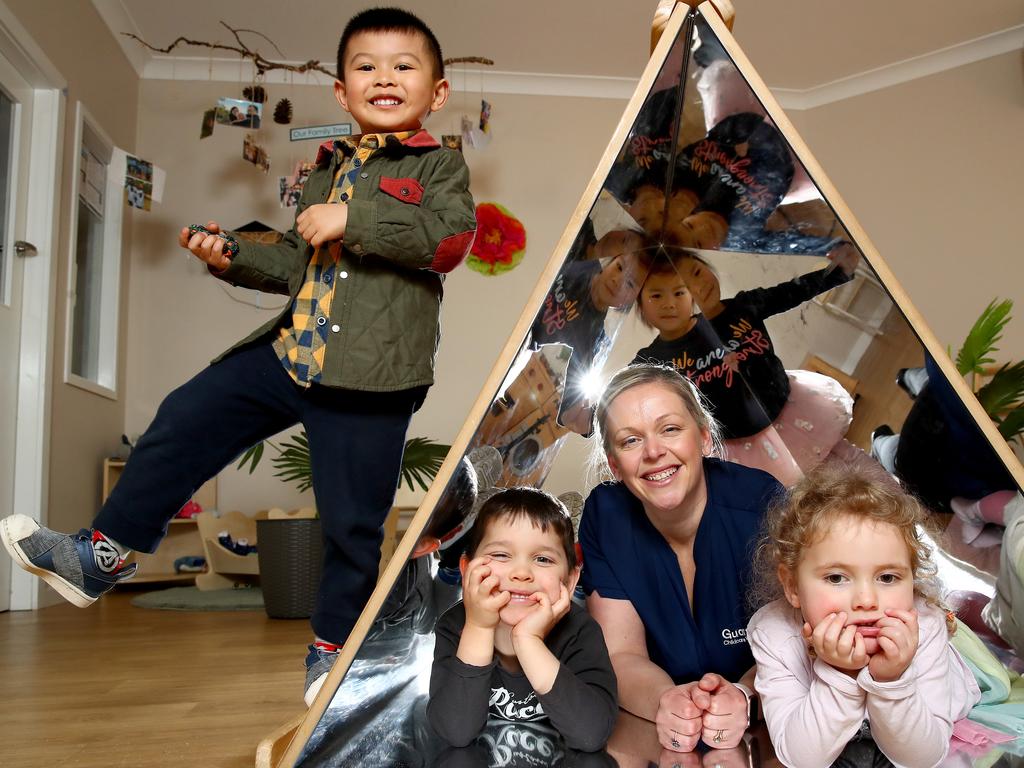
[13,240,37,257]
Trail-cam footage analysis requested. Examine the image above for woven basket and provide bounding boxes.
[256,518,323,619]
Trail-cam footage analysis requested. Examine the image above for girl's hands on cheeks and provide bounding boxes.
[804,611,868,674]
[296,203,349,247]
[510,584,572,643]
[868,608,918,682]
[461,557,509,631]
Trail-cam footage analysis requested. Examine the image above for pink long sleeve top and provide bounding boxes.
[748,598,980,768]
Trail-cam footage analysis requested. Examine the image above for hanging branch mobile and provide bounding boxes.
[123,22,335,78]
[124,22,494,78]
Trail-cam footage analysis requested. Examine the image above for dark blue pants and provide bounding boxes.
[93,341,422,644]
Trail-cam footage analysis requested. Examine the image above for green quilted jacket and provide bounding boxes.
[213,131,476,392]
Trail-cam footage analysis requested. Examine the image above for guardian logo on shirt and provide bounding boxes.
[722,627,747,646]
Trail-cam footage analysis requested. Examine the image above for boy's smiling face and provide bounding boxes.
[334,29,448,134]
[464,515,578,629]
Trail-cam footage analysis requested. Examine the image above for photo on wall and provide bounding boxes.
[124,154,153,211]
[215,97,262,129]
[199,108,216,139]
[124,177,151,211]
[242,133,270,173]
[279,160,315,207]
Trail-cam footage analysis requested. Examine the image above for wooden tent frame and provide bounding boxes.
[262,3,1024,764]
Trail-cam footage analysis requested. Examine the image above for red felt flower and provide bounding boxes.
[467,202,526,276]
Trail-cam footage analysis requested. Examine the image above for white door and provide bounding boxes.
[0,48,36,613]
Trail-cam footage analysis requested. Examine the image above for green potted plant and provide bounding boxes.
[237,433,449,618]
[955,298,1024,449]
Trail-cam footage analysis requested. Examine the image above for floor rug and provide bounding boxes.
[130,586,264,611]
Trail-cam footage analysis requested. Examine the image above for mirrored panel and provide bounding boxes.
[293,7,1022,766]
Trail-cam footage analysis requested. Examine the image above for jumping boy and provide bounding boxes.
[427,488,618,752]
[1,7,476,706]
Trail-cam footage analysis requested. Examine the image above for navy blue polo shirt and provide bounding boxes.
[579,458,782,684]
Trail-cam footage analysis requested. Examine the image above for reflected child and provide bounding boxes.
[532,242,655,435]
[427,488,618,751]
[633,247,857,485]
[747,468,980,767]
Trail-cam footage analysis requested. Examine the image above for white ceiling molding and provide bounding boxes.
[772,25,1024,110]
[92,0,149,78]
[105,3,1022,110]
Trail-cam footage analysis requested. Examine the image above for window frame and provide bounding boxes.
[63,102,122,399]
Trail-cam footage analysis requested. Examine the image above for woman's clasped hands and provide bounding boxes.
[656,673,748,752]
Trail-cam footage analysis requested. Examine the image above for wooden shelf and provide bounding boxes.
[195,510,263,591]
[127,572,200,586]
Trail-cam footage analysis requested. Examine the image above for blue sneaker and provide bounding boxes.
[0,514,137,607]
[304,642,340,707]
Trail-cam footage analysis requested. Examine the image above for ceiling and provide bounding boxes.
[102,0,1024,97]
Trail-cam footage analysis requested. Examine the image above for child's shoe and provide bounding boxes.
[0,514,137,607]
[304,641,341,707]
[951,497,1003,547]
[235,537,257,556]
[173,555,207,574]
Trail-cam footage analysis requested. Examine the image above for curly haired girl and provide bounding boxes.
[747,467,979,768]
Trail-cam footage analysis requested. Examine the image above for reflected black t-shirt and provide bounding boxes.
[675,112,794,243]
[530,260,611,411]
[633,314,770,438]
[605,86,679,201]
[633,267,850,438]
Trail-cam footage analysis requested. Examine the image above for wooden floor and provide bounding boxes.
[0,589,310,768]
[846,307,922,449]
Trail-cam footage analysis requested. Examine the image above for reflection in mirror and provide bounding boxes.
[632,245,861,486]
[295,5,1023,765]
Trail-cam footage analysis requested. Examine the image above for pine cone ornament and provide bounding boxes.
[243,85,267,103]
[273,98,293,125]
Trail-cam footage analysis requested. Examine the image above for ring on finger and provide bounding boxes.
[671,738,681,749]
[712,729,726,743]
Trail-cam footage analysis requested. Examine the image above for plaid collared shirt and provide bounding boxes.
[272,130,416,385]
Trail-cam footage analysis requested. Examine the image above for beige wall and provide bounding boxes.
[129,79,624,512]
[789,51,1024,361]
[5,0,139,547]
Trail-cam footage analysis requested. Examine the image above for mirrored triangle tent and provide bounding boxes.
[271,4,1024,764]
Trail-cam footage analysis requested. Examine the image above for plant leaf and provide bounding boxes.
[236,441,265,473]
[976,361,1024,416]
[400,437,450,491]
[996,406,1024,443]
[268,433,313,493]
[253,431,449,495]
[956,299,1013,377]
